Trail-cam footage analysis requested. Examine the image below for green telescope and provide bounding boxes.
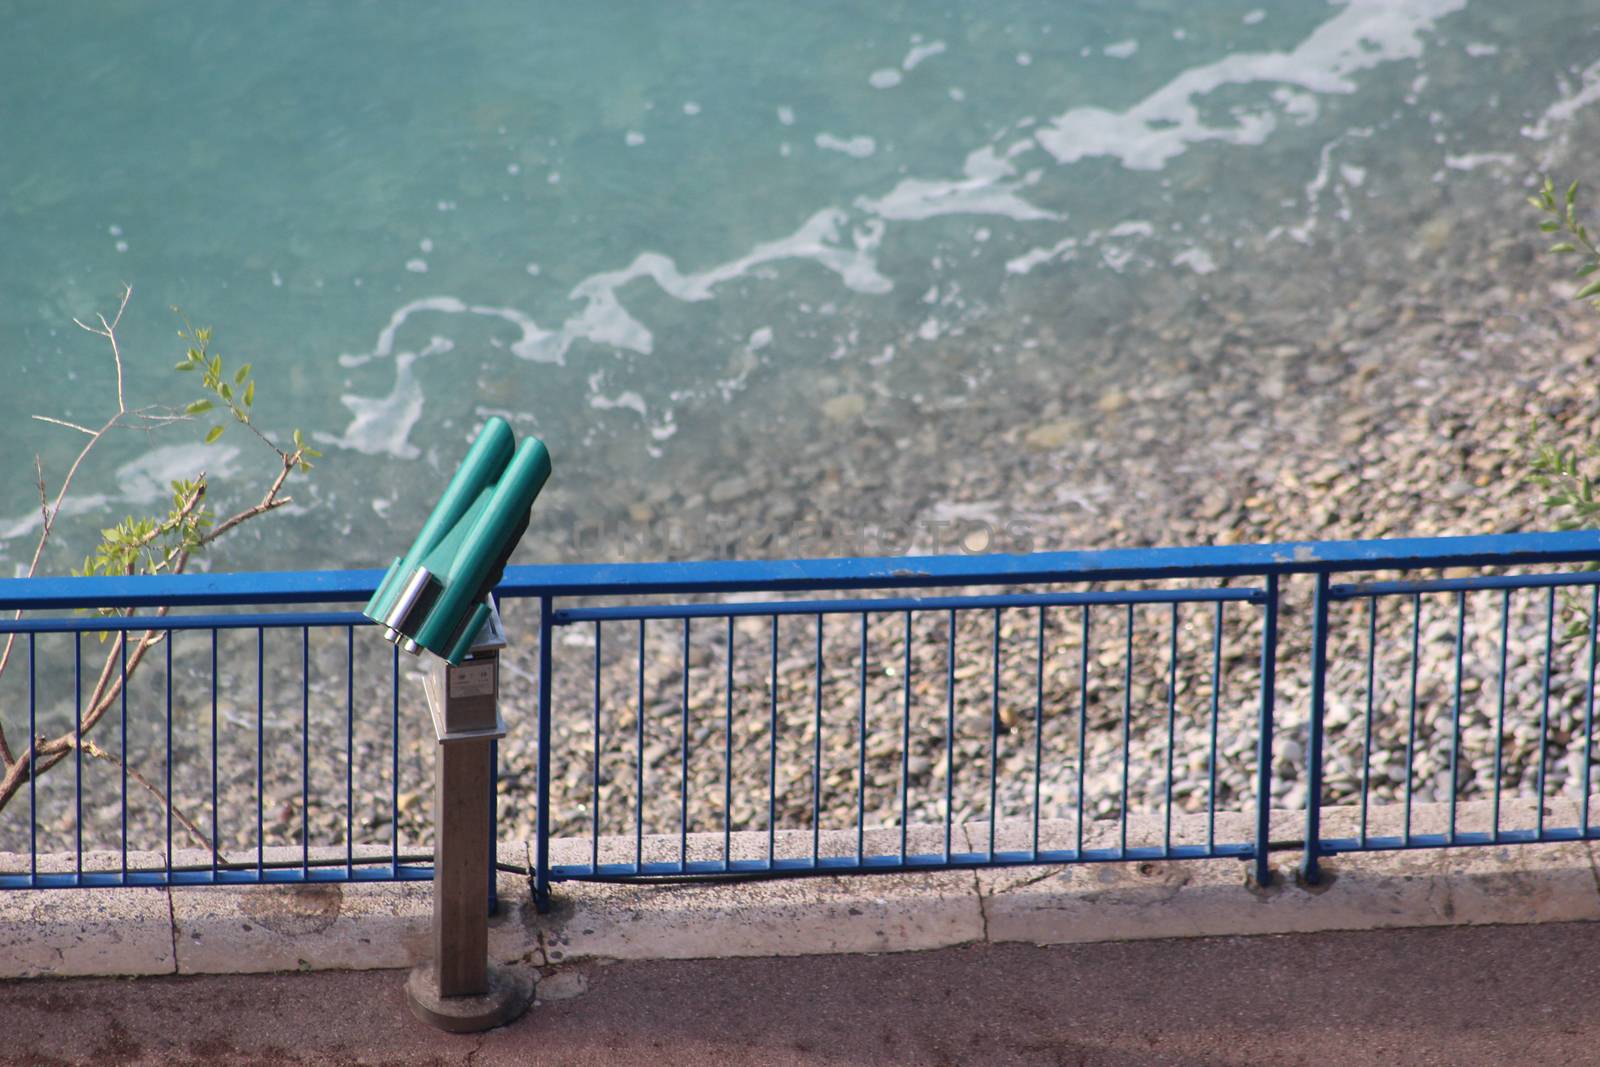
[363,416,551,664]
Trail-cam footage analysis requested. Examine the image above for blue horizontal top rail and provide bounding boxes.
[0,610,369,635]
[4,530,1598,611]
[551,585,1265,626]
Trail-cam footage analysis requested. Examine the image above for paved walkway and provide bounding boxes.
[3,921,1598,1065]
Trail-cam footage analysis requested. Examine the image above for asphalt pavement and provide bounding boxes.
[3,921,1598,1066]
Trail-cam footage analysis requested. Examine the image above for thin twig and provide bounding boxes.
[30,415,96,435]
[199,453,297,547]
[72,283,130,414]
[81,740,226,860]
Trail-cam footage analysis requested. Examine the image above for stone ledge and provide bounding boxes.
[0,850,175,979]
[3,799,1597,979]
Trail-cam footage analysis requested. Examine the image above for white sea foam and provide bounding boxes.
[902,41,946,71]
[1033,0,1467,170]
[816,133,877,158]
[857,146,1059,222]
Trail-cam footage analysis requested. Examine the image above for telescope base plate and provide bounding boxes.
[404,959,534,1033]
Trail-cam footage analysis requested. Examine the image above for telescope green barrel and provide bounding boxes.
[363,416,551,664]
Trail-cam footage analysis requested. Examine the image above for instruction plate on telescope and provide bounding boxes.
[449,660,497,699]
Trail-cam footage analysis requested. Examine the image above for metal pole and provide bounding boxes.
[405,606,533,1033]
[535,595,553,913]
[1252,575,1279,889]
[432,731,492,997]
[1302,572,1329,885]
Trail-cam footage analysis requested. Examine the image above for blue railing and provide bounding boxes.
[2,530,1598,908]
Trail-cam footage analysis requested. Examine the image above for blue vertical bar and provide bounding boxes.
[985,607,998,857]
[535,596,554,911]
[1119,604,1133,858]
[1492,591,1509,843]
[28,634,35,883]
[681,617,692,872]
[1032,606,1045,862]
[1403,594,1420,845]
[210,630,218,879]
[1163,604,1178,857]
[1253,575,1279,889]
[301,626,310,879]
[1447,591,1465,844]
[345,626,354,879]
[75,634,83,878]
[1585,585,1598,837]
[944,609,955,862]
[1302,573,1330,885]
[638,619,647,872]
[256,627,264,879]
[1359,597,1376,848]
[1207,602,1223,855]
[988,607,1000,861]
[726,616,735,870]
[1537,587,1555,839]
[165,634,173,882]
[899,611,911,865]
[1076,606,1090,859]
[856,612,868,866]
[120,635,127,880]
[593,621,603,874]
[770,615,780,868]
[811,614,822,866]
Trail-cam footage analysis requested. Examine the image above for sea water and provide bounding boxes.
[2,0,1598,572]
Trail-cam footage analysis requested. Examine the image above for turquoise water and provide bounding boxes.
[3,1,1598,572]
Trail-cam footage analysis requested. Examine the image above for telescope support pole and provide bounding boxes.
[405,650,533,1032]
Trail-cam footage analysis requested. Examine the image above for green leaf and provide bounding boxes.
[293,428,304,449]
[1577,279,1600,300]
[1569,180,1580,206]
[1541,220,1562,232]
[185,399,214,415]
[219,382,232,401]
[234,363,251,385]
[1551,242,1577,254]
[243,381,255,407]
[175,360,196,371]
[1578,263,1598,278]
[205,425,225,444]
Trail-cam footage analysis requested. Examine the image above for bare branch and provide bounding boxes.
[30,415,96,435]
[1,288,146,700]
[72,283,130,414]
[0,289,139,761]
[34,455,47,539]
[199,451,299,547]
